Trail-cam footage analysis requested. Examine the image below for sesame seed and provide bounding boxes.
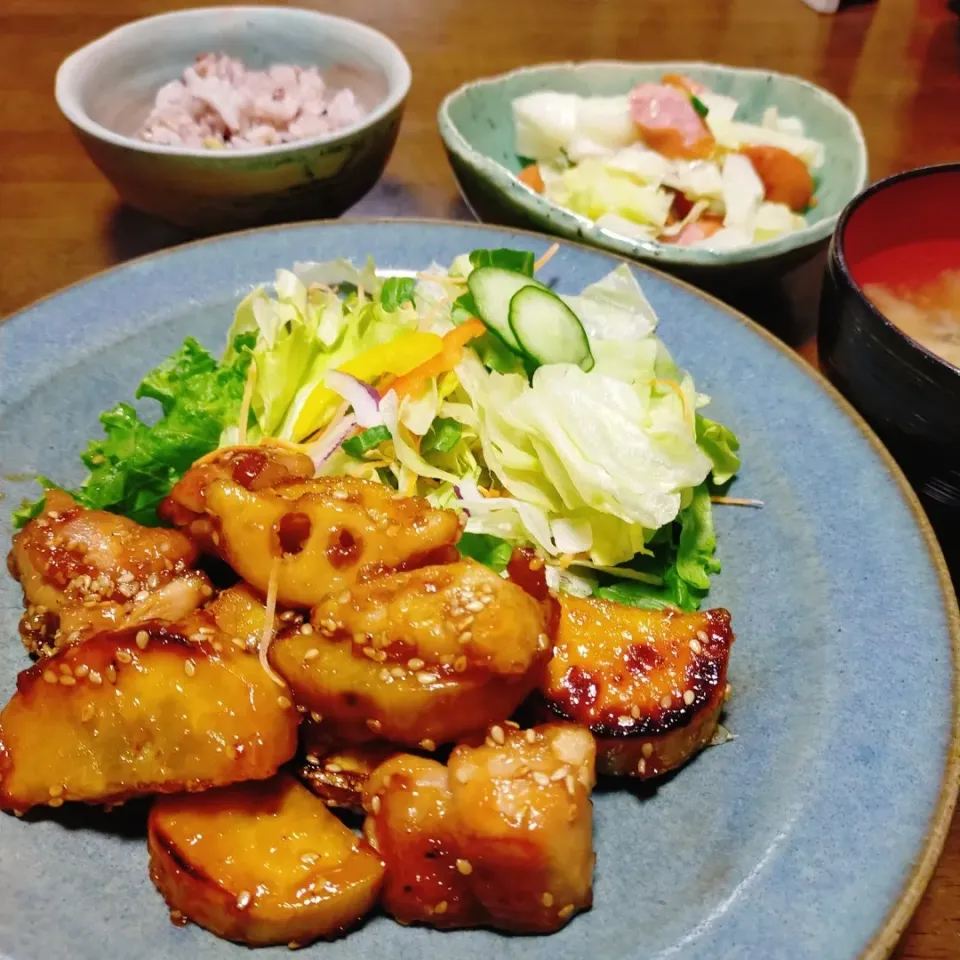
[301,623,314,636]
[366,718,382,732]
[59,675,76,686]
[453,656,467,673]
[537,633,551,651]
[48,797,64,808]
[48,510,61,520]
[42,670,57,684]
[305,753,320,765]
[88,670,102,686]
[630,705,641,719]
[325,763,342,773]
[697,630,709,644]
[637,758,647,775]
[525,729,537,744]
[455,767,473,784]
[660,694,672,709]
[135,630,149,650]
[146,573,160,590]
[81,704,95,723]
[456,859,473,875]
[551,765,569,781]
[416,671,438,685]
[465,600,485,613]
[390,666,406,679]
[213,641,223,653]
[689,638,702,655]
[74,664,89,678]
[565,773,577,796]
[458,631,473,645]
[184,660,196,677]
[59,663,72,676]
[725,683,732,701]
[106,664,117,684]
[558,904,575,921]
[310,711,323,723]
[338,591,352,605]
[505,720,520,729]
[371,795,382,814]
[277,695,292,709]
[201,584,214,598]
[363,646,377,660]
[232,637,247,651]
[420,739,437,752]
[211,531,221,546]
[300,852,319,865]
[541,892,554,907]
[407,657,425,671]
[532,771,550,786]
[641,743,654,758]
[378,668,391,683]
[118,571,134,584]
[49,784,63,798]
[489,725,505,745]
[434,901,448,915]
[115,649,132,664]
[236,891,251,910]
[683,689,696,705]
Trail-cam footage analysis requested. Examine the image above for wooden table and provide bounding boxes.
[2,0,960,955]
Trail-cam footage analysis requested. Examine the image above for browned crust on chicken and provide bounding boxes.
[271,561,550,746]
[0,621,299,813]
[8,489,210,656]
[362,723,595,933]
[540,596,734,778]
[148,775,384,946]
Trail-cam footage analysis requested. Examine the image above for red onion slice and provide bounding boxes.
[324,370,382,427]
[305,412,357,471]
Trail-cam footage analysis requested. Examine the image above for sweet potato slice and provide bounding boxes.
[271,561,550,746]
[149,774,384,946]
[541,595,734,778]
[363,722,596,933]
[0,622,299,814]
[199,477,461,607]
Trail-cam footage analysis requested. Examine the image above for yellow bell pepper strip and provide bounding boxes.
[289,331,443,440]
[380,318,487,402]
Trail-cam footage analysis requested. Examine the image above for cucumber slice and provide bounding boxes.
[508,285,595,371]
[467,267,549,352]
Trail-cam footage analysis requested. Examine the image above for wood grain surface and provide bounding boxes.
[1,1,959,956]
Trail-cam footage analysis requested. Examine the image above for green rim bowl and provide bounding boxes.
[438,61,868,284]
[55,6,411,234]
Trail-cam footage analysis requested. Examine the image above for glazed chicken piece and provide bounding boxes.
[270,560,551,747]
[362,722,596,933]
[165,457,462,607]
[8,489,211,657]
[540,595,734,779]
[0,620,299,814]
[149,775,384,947]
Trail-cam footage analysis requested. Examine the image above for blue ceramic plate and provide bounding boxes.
[0,221,956,960]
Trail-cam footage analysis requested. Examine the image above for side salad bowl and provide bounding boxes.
[55,6,411,233]
[438,61,868,286]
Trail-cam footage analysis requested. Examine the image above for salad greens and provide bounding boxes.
[12,247,744,610]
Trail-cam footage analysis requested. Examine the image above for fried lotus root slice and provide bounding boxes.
[0,622,299,814]
[8,489,210,657]
[195,476,461,607]
[271,560,551,746]
[362,723,596,933]
[541,596,734,779]
[160,444,316,521]
[149,775,384,946]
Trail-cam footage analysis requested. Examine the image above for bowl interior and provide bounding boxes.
[445,62,863,229]
[62,7,398,141]
[843,167,960,287]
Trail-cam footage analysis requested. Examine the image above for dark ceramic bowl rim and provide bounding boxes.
[832,161,960,381]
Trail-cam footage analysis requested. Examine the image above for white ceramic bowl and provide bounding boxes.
[55,6,411,232]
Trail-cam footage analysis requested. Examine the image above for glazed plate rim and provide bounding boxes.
[0,217,957,960]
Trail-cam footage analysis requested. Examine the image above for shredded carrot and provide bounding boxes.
[650,377,692,425]
[711,496,764,508]
[382,317,487,401]
[533,243,559,272]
